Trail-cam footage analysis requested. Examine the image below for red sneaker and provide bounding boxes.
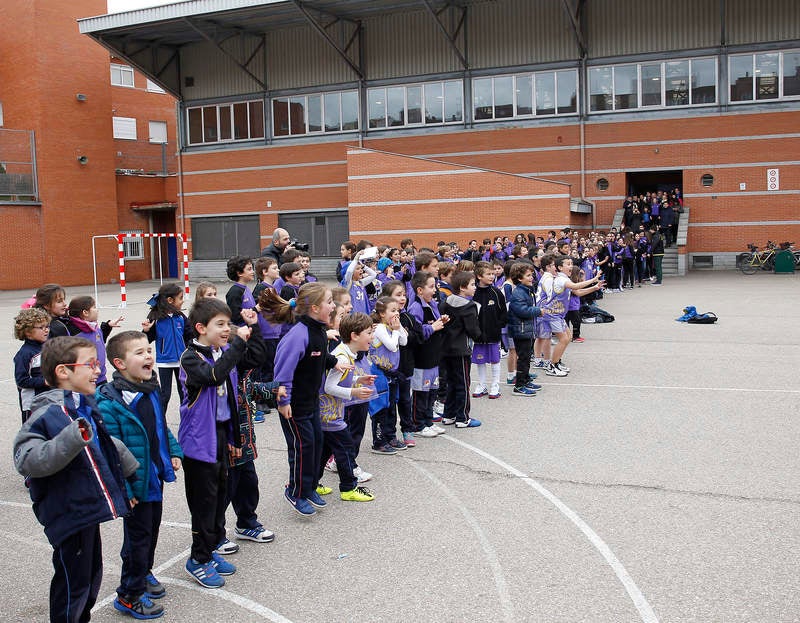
[572,337,585,343]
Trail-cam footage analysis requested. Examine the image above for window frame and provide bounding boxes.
[728,50,800,104]
[185,99,266,145]
[472,70,578,122]
[367,80,463,130]
[272,89,360,138]
[110,63,135,88]
[148,120,168,144]
[589,56,718,114]
[121,230,145,260]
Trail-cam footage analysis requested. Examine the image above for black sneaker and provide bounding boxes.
[113,594,164,619]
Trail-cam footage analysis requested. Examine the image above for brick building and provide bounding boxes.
[30,1,800,280]
[0,0,178,291]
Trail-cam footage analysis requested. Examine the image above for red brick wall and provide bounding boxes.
[347,148,575,249]
[179,108,799,255]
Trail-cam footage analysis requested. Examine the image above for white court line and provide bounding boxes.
[0,500,32,508]
[405,459,514,623]
[535,382,800,394]
[159,577,296,622]
[443,436,660,623]
[161,520,192,529]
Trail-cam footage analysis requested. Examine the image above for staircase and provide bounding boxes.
[609,206,689,276]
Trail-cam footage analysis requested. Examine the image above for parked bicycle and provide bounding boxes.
[739,241,778,274]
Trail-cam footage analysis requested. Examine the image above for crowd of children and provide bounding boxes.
[11,227,619,621]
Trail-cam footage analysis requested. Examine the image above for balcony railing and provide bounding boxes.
[0,128,38,202]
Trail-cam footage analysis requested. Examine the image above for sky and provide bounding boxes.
[107,0,175,13]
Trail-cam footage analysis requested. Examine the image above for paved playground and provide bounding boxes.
[1,272,798,623]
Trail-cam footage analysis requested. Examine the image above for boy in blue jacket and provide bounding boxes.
[97,330,184,619]
[13,336,139,623]
[507,263,544,397]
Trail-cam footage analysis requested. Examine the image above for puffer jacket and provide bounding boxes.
[13,389,138,546]
[507,283,542,339]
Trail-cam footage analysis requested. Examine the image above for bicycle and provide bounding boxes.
[739,241,777,275]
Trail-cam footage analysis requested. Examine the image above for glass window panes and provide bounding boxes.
[783,51,800,97]
[341,91,358,130]
[307,95,322,132]
[387,87,405,126]
[730,55,754,101]
[406,86,422,124]
[444,81,462,123]
[535,72,555,115]
[641,63,662,106]
[614,65,638,109]
[589,67,613,111]
[324,94,341,132]
[691,58,716,104]
[494,76,514,118]
[515,75,533,116]
[556,70,577,114]
[187,108,203,144]
[368,89,386,129]
[473,78,493,120]
[232,103,248,139]
[111,64,134,87]
[248,101,263,138]
[218,105,232,140]
[272,99,289,136]
[755,53,779,100]
[424,83,443,124]
[202,107,217,141]
[665,61,689,106]
[289,97,306,135]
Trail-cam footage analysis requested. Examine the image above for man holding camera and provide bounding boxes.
[261,228,292,266]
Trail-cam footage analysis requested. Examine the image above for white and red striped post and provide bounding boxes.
[116,232,190,308]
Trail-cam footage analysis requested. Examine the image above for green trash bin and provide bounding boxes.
[774,250,795,273]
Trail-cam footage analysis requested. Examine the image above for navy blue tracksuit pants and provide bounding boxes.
[226,460,260,529]
[318,427,358,492]
[51,524,103,623]
[118,500,162,598]
[280,409,322,499]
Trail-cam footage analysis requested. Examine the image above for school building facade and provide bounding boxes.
[71,0,800,277]
[0,0,180,291]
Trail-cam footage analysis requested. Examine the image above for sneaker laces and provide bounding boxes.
[355,486,372,495]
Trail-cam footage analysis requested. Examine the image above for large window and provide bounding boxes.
[590,57,717,112]
[191,216,261,260]
[273,90,358,137]
[729,50,800,102]
[474,70,577,121]
[186,100,265,145]
[368,80,462,129]
[121,230,144,260]
[111,64,134,87]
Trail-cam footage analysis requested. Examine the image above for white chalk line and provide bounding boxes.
[404,458,515,623]
[532,381,800,394]
[442,435,659,623]
[0,499,31,508]
[92,544,295,622]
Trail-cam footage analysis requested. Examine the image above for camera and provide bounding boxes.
[289,238,310,252]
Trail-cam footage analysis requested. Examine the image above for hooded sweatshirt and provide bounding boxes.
[438,293,481,357]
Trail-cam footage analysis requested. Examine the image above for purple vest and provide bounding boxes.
[369,328,401,372]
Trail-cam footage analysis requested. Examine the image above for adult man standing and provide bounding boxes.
[261,228,291,265]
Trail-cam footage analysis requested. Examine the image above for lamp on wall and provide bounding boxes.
[77,155,88,165]
[76,94,87,102]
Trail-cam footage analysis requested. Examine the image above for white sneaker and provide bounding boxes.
[488,383,501,398]
[433,401,445,416]
[441,417,456,425]
[431,424,446,434]
[545,362,567,377]
[555,361,570,373]
[324,456,337,473]
[353,466,372,483]
[417,426,439,438]
[471,384,488,398]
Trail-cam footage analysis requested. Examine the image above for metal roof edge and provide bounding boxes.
[78,0,287,33]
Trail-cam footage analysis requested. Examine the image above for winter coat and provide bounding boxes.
[472,284,507,343]
[507,283,542,339]
[439,294,481,357]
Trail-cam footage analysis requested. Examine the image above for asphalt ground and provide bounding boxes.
[0,271,798,623]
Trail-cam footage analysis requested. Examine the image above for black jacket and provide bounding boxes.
[472,284,507,343]
[439,295,481,357]
[398,311,423,377]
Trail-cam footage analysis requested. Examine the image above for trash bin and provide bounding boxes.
[774,250,795,273]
